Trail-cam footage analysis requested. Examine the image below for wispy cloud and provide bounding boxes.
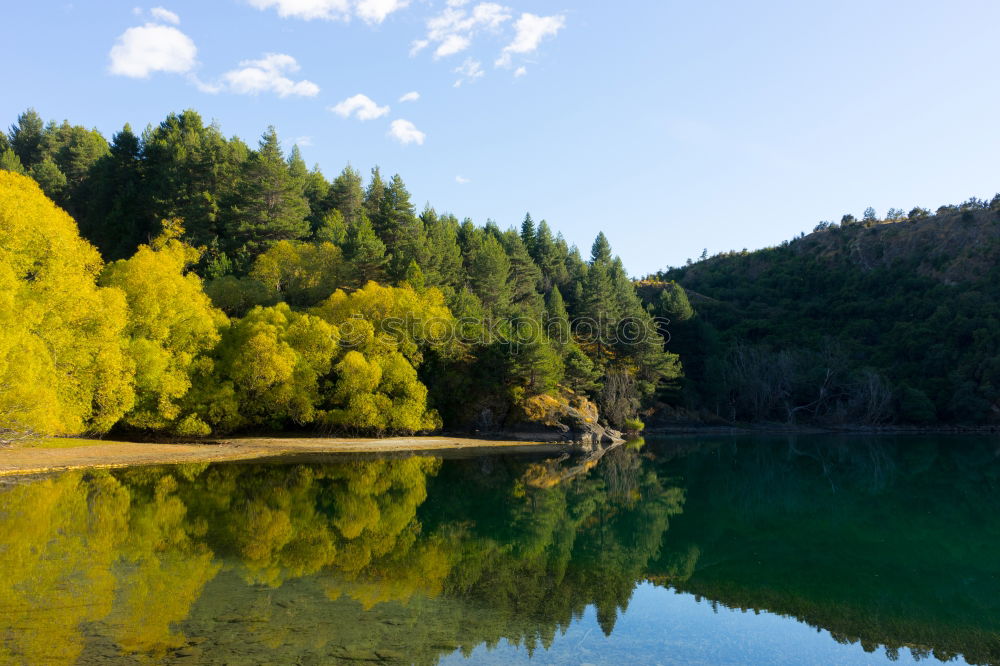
[217,53,320,97]
[331,93,390,120]
[109,22,197,78]
[412,2,511,59]
[453,58,484,87]
[455,175,470,184]
[496,13,565,67]
[150,6,180,24]
[514,65,526,77]
[399,91,420,102]
[295,136,313,147]
[246,0,409,24]
[389,119,425,145]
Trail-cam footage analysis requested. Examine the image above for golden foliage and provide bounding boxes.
[0,171,133,438]
[100,223,228,434]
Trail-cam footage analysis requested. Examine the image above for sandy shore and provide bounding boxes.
[0,436,565,477]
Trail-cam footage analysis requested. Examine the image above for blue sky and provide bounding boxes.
[5,1,1000,275]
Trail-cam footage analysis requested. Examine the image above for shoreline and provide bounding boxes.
[0,436,568,478]
[646,423,1000,435]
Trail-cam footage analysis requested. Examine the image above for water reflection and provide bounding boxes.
[0,436,998,664]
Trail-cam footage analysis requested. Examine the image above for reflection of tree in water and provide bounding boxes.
[7,437,996,665]
[416,447,684,645]
[0,472,128,664]
[0,449,685,664]
[650,435,1000,666]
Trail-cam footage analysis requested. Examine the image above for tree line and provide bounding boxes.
[0,108,680,442]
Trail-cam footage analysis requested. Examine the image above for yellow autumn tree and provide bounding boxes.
[195,302,340,431]
[249,239,346,306]
[310,282,454,434]
[0,171,133,441]
[100,221,228,436]
[313,281,460,364]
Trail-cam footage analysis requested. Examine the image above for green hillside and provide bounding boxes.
[648,199,1000,425]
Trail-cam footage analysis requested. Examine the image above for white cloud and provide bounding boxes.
[247,0,351,20]
[452,58,483,87]
[496,12,565,67]
[399,91,420,102]
[514,65,526,77]
[150,6,180,24]
[356,0,409,24]
[109,22,197,78]
[331,93,390,120]
[221,53,320,97]
[455,175,470,184]
[389,119,425,145]
[247,0,407,23]
[295,136,313,146]
[415,2,511,60]
[435,33,470,58]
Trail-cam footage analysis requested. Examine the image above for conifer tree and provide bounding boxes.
[0,150,26,175]
[303,164,331,232]
[468,234,512,317]
[8,109,44,169]
[29,158,66,202]
[77,124,144,259]
[225,127,309,268]
[532,220,568,291]
[143,110,248,253]
[345,214,388,285]
[501,229,542,307]
[39,120,109,203]
[420,208,464,291]
[380,174,427,278]
[314,209,347,245]
[591,231,613,264]
[403,260,426,292]
[520,213,536,256]
[364,166,387,223]
[328,165,364,225]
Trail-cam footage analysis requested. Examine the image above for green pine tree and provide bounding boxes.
[328,164,364,225]
[0,149,27,175]
[468,234,512,317]
[345,213,388,285]
[225,126,309,268]
[8,108,45,169]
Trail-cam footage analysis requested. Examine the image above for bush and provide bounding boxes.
[623,417,645,433]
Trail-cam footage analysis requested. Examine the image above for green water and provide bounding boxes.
[1,435,999,665]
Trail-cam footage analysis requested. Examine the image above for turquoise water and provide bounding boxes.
[1,435,998,664]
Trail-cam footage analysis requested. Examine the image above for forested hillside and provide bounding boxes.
[0,108,678,442]
[647,200,1000,426]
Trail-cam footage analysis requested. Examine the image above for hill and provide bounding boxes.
[647,199,1000,425]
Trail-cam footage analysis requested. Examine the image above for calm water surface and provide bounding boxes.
[1,435,999,664]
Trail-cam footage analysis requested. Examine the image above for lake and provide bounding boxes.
[1,434,998,665]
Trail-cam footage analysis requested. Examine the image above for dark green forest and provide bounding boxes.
[647,199,1000,426]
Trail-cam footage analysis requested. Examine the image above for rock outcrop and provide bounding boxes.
[507,392,624,449]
